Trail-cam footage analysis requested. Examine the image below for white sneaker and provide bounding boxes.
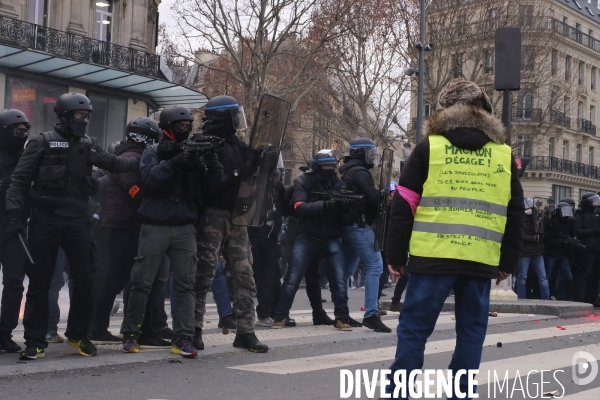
[256,317,274,327]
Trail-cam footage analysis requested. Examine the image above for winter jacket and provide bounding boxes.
[201,119,248,212]
[385,104,525,279]
[544,217,573,258]
[102,141,144,229]
[573,208,600,252]
[6,124,138,218]
[0,147,24,220]
[137,143,223,226]
[339,158,380,225]
[520,215,544,257]
[248,180,290,240]
[293,170,348,240]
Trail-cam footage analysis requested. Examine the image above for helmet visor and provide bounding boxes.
[363,147,380,165]
[557,204,573,218]
[589,195,600,207]
[13,127,29,139]
[231,106,248,130]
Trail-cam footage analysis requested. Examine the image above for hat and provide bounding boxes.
[437,79,493,114]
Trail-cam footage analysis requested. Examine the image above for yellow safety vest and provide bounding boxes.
[409,135,512,266]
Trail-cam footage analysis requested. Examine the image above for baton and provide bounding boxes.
[18,234,34,264]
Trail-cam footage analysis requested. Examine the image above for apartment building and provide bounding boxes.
[0,0,206,147]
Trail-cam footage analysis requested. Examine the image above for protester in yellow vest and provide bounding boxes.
[383,79,524,399]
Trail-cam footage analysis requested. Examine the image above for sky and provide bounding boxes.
[158,0,177,29]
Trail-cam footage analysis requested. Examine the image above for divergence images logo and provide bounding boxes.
[572,351,598,386]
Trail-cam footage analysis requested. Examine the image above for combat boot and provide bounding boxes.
[233,332,269,353]
[312,309,334,326]
[192,327,204,350]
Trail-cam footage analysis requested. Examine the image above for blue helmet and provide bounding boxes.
[311,149,338,169]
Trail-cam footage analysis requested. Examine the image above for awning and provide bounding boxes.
[0,17,208,110]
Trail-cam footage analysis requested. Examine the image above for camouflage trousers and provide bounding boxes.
[195,207,256,334]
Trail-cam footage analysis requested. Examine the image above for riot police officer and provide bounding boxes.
[544,202,575,300]
[339,138,391,332]
[0,109,30,353]
[194,95,269,353]
[272,149,353,330]
[121,106,223,357]
[6,93,139,360]
[573,193,600,304]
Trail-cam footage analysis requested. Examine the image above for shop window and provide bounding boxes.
[95,1,113,42]
[87,93,127,148]
[5,76,66,135]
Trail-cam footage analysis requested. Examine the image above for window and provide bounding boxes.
[95,1,113,42]
[551,50,558,75]
[455,14,467,36]
[580,188,595,200]
[553,185,572,202]
[518,90,534,117]
[5,76,67,135]
[517,135,531,157]
[28,0,50,26]
[549,137,555,157]
[519,5,534,28]
[565,55,572,80]
[521,47,534,72]
[591,105,596,125]
[550,91,557,109]
[489,9,498,29]
[484,49,494,73]
[563,140,570,159]
[579,61,585,85]
[590,29,595,48]
[576,23,583,43]
[578,102,584,128]
[590,147,595,165]
[87,93,127,148]
[548,9,555,29]
[564,96,571,118]
[563,17,569,36]
[593,67,597,90]
[577,144,583,163]
[424,104,432,117]
[452,53,463,78]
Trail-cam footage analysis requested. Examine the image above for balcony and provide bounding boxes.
[550,110,572,129]
[529,156,600,180]
[577,118,597,136]
[551,19,600,54]
[0,16,160,78]
[512,108,541,122]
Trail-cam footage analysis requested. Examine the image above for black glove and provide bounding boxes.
[0,176,10,192]
[336,197,354,212]
[169,151,187,169]
[6,215,25,236]
[203,152,221,171]
[157,140,178,158]
[323,199,338,213]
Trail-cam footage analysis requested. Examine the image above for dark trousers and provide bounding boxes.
[305,256,324,312]
[47,247,73,336]
[575,250,600,303]
[250,236,281,319]
[92,228,168,337]
[0,217,26,340]
[24,210,94,348]
[390,273,410,304]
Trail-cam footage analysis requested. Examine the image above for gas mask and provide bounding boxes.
[65,110,91,138]
[0,125,28,154]
[317,166,336,179]
[171,121,193,143]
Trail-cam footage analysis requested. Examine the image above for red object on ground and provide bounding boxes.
[361,306,365,311]
[534,320,539,323]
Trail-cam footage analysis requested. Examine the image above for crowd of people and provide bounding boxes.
[0,91,396,361]
[518,194,600,306]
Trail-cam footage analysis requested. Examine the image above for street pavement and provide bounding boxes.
[0,285,599,399]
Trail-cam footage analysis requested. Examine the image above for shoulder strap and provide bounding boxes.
[40,131,61,142]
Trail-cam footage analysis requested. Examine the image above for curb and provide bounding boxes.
[379,299,594,318]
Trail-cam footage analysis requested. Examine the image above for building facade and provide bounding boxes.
[408,0,600,204]
[0,0,206,147]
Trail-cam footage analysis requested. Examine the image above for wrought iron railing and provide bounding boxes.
[550,110,572,129]
[529,156,600,179]
[512,108,541,122]
[577,118,597,135]
[0,16,160,78]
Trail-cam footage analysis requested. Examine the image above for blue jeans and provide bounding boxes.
[275,235,349,320]
[387,273,491,399]
[47,247,73,336]
[544,255,573,300]
[342,224,383,318]
[517,255,549,299]
[171,260,233,319]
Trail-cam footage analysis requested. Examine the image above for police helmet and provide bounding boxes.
[107,141,119,155]
[126,117,160,146]
[349,138,379,166]
[0,109,30,138]
[204,95,247,130]
[311,149,338,169]
[554,202,574,218]
[159,106,193,129]
[581,192,600,208]
[560,197,575,207]
[54,93,93,117]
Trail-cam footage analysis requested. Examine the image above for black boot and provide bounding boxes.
[312,309,334,326]
[362,315,392,333]
[192,327,204,351]
[233,333,269,353]
[348,316,363,328]
[218,314,237,330]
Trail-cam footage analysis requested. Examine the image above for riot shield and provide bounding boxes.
[231,94,291,226]
[374,148,394,251]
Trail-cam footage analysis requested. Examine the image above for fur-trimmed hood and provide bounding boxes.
[423,104,506,145]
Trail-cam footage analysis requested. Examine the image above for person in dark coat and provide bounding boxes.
[573,193,600,304]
